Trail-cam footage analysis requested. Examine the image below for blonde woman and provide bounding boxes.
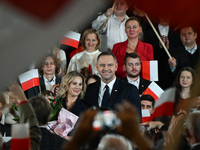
[59,71,87,116]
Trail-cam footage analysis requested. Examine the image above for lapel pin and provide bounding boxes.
[115,90,117,92]
[142,85,144,87]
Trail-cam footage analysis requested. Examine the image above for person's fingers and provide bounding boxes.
[140,122,149,126]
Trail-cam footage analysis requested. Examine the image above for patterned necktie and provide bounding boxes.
[101,85,109,107]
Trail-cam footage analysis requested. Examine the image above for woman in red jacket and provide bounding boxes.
[112,16,154,79]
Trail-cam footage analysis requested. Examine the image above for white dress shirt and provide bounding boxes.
[43,75,56,91]
[92,14,128,51]
[126,76,140,89]
[158,24,169,36]
[98,77,116,107]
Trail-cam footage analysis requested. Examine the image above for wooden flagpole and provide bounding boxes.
[102,0,117,29]
[145,13,172,59]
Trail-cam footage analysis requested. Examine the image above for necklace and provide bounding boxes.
[66,101,76,110]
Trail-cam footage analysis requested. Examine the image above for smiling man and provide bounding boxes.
[168,26,200,73]
[84,52,141,117]
[121,53,151,95]
[92,0,129,51]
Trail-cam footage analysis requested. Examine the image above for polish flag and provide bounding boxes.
[142,60,158,81]
[151,87,176,121]
[142,109,151,123]
[18,69,40,91]
[11,123,30,150]
[60,31,81,48]
[143,81,164,102]
[88,64,93,75]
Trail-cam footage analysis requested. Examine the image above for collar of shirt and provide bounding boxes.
[98,77,116,107]
[43,75,56,85]
[100,77,116,95]
[126,76,140,89]
[185,44,197,54]
[84,49,100,55]
[0,114,5,125]
[113,14,129,23]
[158,24,169,36]
[191,143,200,148]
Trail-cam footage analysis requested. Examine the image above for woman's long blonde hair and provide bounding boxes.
[59,71,86,99]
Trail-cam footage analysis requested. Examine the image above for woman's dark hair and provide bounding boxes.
[174,67,195,92]
[174,67,196,111]
[85,74,100,85]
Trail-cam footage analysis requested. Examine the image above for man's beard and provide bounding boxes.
[127,70,139,78]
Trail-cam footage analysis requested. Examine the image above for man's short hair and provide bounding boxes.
[29,95,52,126]
[97,134,133,150]
[38,53,61,76]
[180,26,196,34]
[140,94,155,108]
[124,52,141,65]
[97,52,117,63]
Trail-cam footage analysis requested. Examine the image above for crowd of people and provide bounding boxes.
[1,0,200,149]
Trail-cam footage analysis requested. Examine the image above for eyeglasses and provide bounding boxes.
[44,62,55,66]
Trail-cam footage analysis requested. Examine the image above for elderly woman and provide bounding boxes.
[58,71,87,116]
[112,16,154,79]
[67,28,101,78]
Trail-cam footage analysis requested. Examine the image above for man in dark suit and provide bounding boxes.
[121,53,151,95]
[84,52,141,116]
[168,26,200,85]
[26,53,61,98]
[145,19,181,89]
[185,112,200,150]
[29,95,66,150]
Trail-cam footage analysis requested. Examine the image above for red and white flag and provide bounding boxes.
[18,69,40,91]
[151,87,176,121]
[143,81,164,102]
[11,123,30,150]
[60,31,81,48]
[142,109,151,123]
[142,60,158,81]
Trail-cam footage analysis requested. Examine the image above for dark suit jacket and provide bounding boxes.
[40,128,66,150]
[84,78,141,117]
[169,45,200,73]
[145,26,181,90]
[166,45,200,87]
[62,98,88,116]
[26,76,61,99]
[121,76,151,95]
[0,123,11,136]
[190,144,200,150]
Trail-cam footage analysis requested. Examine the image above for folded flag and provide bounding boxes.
[47,108,79,137]
[142,109,151,123]
[11,123,30,150]
[142,60,158,81]
[143,81,164,102]
[60,31,81,48]
[18,69,40,91]
[151,87,176,121]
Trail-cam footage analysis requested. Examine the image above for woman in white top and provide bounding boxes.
[67,28,101,78]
